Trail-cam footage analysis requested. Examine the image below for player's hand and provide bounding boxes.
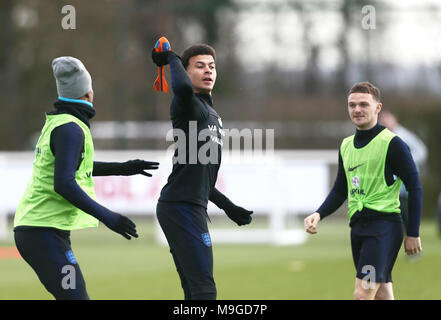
[225,205,253,226]
[304,212,320,234]
[120,159,159,177]
[106,213,139,240]
[151,49,176,67]
[404,236,422,255]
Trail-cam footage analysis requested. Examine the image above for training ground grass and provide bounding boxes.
[1,217,440,300]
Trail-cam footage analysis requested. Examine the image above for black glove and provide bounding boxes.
[151,49,179,67]
[105,213,139,240]
[119,159,159,177]
[225,205,253,226]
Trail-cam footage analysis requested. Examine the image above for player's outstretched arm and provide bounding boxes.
[93,160,159,177]
[209,188,253,226]
[51,123,138,240]
[151,47,208,120]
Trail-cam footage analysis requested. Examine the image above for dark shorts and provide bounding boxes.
[156,201,216,300]
[351,218,403,283]
[14,227,89,300]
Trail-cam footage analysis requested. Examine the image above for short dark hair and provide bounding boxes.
[181,44,216,69]
[348,81,381,102]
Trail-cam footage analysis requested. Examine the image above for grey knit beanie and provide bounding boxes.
[52,56,92,99]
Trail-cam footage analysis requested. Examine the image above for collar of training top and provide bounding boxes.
[47,99,96,127]
[196,93,213,107]
[354,123,386,148]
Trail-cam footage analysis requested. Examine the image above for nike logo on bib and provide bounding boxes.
[348,164,364,172]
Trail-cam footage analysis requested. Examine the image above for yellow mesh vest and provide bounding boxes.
[340,128,402,220]
[14,114,99,230]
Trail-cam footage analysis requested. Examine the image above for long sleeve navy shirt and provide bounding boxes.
[46,100,126,227]
[50,121,120,227]
[158,54,225,209]
[317,123,422,237]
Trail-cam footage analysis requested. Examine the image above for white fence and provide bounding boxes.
[0,150,337,244]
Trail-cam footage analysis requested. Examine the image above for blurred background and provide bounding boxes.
[1,0,440,299]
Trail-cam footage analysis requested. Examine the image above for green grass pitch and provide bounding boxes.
[1,217,440,300]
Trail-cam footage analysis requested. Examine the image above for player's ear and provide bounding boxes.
[84,89,94,103]
[376,102,382,114]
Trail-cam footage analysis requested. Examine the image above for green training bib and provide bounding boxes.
[14,113,99,230]
[340,128,402,220]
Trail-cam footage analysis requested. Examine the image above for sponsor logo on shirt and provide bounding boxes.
[350,176,366,196]
[352,176,360,188]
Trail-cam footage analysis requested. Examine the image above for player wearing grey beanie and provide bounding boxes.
[52,56,93,103]
[13,56,160,300]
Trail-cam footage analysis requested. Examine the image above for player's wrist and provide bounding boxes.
[152,50,179,67]
[101,210,120,229]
